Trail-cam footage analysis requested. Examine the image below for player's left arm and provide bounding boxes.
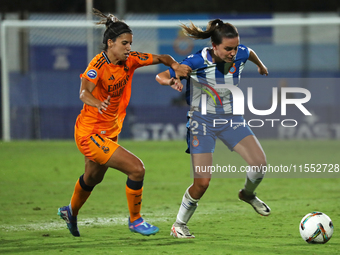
[155,69,184,92]
[248,48,268,76]
[151,54,192,78]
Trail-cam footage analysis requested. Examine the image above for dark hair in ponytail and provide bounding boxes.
[93,8,132,50]
[180,19,238,45]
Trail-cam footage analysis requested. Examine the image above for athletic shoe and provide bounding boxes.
[238,189,271,216]
[58,205,80,237]
[170,222,195,238]
[128,217,159,236]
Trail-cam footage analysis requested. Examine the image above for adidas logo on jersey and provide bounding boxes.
[108,75,115,81]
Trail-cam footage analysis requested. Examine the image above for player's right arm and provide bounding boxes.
[79,77,110,114]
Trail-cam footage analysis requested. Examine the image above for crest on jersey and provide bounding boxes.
[229,63,237,74]
[87,69,97,79]
[192,136,199,147]
[101,146,110,154]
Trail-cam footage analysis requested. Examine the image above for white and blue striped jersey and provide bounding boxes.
[169,45,250,114]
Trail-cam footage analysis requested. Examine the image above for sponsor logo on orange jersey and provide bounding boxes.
[108,75,130,96]
[87,69,97,79]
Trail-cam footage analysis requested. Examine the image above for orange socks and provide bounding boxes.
[70,176,93,216]
[125,185,143,222]
[69,175,143,222]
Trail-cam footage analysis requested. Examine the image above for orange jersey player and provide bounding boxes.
[58,8,191,237]
[75,50,153,162]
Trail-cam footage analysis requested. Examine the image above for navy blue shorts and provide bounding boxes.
[186,111,254,154]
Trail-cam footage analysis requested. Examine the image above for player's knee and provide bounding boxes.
[250,154,267,169]
[130,162,145,179]
[196,180,210,192]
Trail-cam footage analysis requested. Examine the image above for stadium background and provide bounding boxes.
[1,0,340,141]
[1,2,340,254]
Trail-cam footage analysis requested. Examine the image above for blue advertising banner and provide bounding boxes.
[30,46,87,71]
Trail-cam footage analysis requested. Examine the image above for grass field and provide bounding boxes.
[0,139,339,255]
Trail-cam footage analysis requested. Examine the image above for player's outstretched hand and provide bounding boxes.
[258,65,268,76]
[169,78,183,92]
[98,95,111,114]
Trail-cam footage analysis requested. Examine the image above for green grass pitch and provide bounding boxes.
[0,139,339,254]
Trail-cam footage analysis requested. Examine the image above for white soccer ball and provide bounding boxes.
[299,212,334,244]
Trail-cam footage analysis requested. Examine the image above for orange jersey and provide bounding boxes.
[76,51,153,138]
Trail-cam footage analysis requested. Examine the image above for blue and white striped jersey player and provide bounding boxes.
[156,19,271,238]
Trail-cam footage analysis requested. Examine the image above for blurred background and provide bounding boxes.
[1,0,340,141]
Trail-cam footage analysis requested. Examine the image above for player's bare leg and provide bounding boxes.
[233,135,271,216]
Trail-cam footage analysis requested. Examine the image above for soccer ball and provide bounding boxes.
[299,212,334,244]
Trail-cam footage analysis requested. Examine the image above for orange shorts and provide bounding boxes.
[75,132,120,165]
